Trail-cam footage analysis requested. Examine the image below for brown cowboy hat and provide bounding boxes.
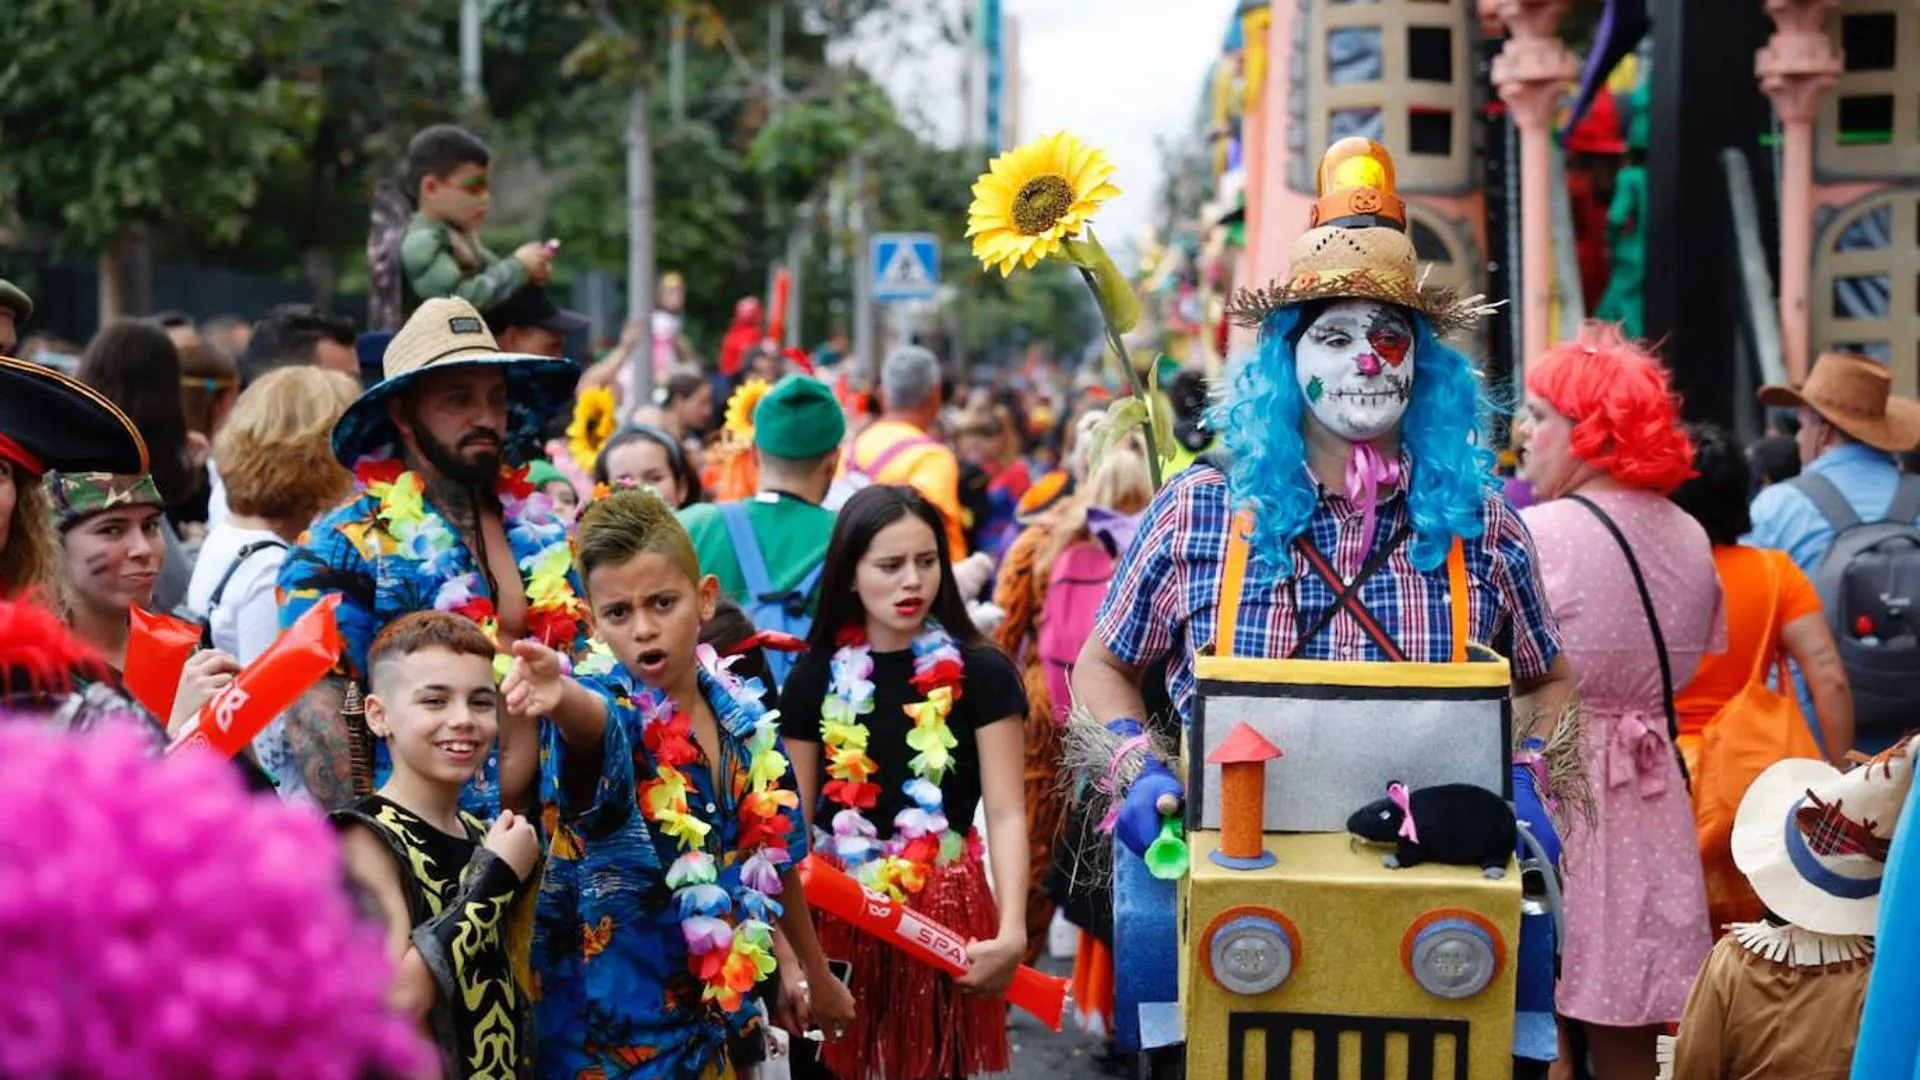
[1759,351,1920,453]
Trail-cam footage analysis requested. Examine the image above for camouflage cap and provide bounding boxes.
[45,471,164,531]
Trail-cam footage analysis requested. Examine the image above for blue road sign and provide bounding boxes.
[872,233,941,302]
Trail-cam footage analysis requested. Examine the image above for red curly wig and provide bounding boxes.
[1526,323,1697,494]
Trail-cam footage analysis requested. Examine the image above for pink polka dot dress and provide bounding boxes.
[1522,488,1723,1027]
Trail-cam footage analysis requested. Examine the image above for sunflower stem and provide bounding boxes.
[1077,262,1163,490]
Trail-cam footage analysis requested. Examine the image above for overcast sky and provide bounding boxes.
[845,0,1241,244]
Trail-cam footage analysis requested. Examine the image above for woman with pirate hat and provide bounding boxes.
[0,355,150,601]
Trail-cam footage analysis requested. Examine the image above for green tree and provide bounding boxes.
[210,0,462,307]
[0,0,321,319]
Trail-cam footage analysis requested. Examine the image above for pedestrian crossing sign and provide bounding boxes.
[872,233,941,302]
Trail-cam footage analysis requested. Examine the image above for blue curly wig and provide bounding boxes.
[1211,302,1498,572]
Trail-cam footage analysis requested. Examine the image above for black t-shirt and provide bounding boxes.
[779,640,1026,837]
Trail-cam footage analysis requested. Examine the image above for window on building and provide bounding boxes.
[1409,108,1453,155]
[1328,27,1383,85]
[1838,95,1895,146]
[1303,0,1472,193]
[1817,0,1916,177]
[1330,107,1385,142]
[1813,190,1920,395]
[1840,12,1896,72]
[1408,25,1453,82]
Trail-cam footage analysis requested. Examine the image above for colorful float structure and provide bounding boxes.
[1155,650,1528,1080]
[1149,0,1920,428]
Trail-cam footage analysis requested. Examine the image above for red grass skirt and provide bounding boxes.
[816,848,1010,1080]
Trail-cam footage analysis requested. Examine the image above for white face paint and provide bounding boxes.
[1295,299,1415,442]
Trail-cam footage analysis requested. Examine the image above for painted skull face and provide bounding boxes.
[1295,299,1415,442]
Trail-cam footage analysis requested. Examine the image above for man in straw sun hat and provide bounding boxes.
[1669,734,1915,1079]
[1749,352,1920,754]
[275,296,592,816]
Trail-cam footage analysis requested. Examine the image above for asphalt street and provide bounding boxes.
[1003,956,1120,1080]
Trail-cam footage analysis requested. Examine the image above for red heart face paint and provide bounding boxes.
[1367,318,1411,369]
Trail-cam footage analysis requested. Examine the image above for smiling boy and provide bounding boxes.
[332,610,541,1080]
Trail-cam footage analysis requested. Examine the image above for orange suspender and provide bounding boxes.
[1213,508,1469,662]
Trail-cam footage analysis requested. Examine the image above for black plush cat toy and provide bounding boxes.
[1347,781,1517,879]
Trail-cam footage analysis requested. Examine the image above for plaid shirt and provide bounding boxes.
[1095,463,1563,727]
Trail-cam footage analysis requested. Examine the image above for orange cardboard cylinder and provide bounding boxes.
[167,596,343,760]
[797,855,1070,1031]
[1218,762,1266,859]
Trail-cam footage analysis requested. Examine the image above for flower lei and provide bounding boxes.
[352,452,587,664]
[819,621,967,900]
[637,646,798,1013]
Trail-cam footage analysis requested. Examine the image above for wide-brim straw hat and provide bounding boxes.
[1732,736,1915,936]
[1758,351,1920,453]
[1226,137,1494,339]
[0,355,148,479]
[331,297,579,466]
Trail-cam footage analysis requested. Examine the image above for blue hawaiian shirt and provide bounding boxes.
[533,664,808,1080]
[277,461,590,817]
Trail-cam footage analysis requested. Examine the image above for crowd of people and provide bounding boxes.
[0,124,1917,1080]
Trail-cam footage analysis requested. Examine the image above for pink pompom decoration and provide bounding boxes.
[0,722,434,1080]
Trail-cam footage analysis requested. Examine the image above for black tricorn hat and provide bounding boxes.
[0,355,148,479]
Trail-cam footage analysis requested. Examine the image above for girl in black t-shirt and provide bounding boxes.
[779,484,1029,1080]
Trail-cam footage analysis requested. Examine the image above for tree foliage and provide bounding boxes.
[0,0,322,253]
[0,0,1103,366]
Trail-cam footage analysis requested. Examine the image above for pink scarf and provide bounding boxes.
[1345,440,1404,548]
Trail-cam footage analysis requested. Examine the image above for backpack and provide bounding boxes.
[825,433,934,511]
[1788,472,1920,732]
[1037,538,1115,726]
[717,502,823,689]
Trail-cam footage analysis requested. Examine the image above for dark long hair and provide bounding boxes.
[807,484,982,653]
[79,320,196,506]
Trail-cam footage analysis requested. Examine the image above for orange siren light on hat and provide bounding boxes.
[1226,138,1496,338]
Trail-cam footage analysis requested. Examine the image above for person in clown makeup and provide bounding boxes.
[1077,137,1575,793]
[1073,138,1581,1070]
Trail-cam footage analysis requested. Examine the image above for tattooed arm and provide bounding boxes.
[1780,612,1855,764]
[284,675,357,812]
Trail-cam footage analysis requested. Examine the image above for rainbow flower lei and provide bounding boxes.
[819,621,967,900]
[352,452,587,660]
[637,646,798,1012]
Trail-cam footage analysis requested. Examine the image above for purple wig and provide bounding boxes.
[0,724,433,1080]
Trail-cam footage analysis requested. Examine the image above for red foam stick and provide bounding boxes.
[797,854,1070,1031]
[768,268,791,346]
[125,607,202,720]
[167,596,343,760]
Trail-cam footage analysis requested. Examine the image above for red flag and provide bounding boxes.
[124,607,202,720]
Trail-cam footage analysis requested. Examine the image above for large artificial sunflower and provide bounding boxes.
[966,131,1120,277]
[567,387,618,473]
[723,377,772,442]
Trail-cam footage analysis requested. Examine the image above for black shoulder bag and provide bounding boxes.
[1566,495,1690,789]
